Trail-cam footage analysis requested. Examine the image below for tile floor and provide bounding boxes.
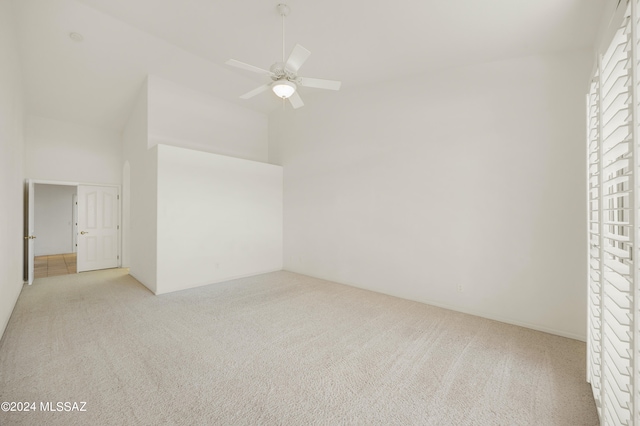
[34,253,77,278]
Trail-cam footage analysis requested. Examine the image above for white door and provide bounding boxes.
[77,185,119,272]
[24,179,35,284]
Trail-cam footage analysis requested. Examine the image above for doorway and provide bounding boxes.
[33,183,77,279]
[24,180,121,284]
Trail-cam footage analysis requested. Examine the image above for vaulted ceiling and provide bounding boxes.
[12,0,606,130]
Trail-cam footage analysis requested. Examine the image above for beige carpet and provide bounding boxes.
[0,269,597,425]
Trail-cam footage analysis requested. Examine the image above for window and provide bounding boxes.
[587,2,637,424]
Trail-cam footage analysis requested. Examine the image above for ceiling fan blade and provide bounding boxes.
[300,77,341,91]
[225,59,272,75]
[240,83,271,99]
[288,91,304,109]
[285,44,311,74]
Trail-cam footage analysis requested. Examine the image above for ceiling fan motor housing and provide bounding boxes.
[277,3,290,17]
[270,62,297,81]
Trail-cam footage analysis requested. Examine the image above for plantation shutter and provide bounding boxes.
[587,65,602,415]
[587,1,639,424]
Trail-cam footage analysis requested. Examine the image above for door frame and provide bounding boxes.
[24,179,121,283]
[23,180,34,284]
[72,193,78,253]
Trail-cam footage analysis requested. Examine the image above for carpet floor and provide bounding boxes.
[0,269,598,425]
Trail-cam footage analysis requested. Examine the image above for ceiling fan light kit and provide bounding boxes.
[272,80,296,99]
[225,3,341,109]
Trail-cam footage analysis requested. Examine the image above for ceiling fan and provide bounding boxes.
[225,3,341,109]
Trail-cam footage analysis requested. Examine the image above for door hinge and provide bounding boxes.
[117,225,120,230]
[117,255,120,260]
[117,195,120,200]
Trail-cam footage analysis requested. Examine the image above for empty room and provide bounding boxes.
[0,0,630,424]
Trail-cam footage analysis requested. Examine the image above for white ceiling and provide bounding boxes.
[13,0,606,131]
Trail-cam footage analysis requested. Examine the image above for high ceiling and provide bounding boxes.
[12,0,606,130]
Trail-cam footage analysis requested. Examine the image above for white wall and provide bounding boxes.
[270,50,593,340]
[122,77,274,294]
[26,115,122,185]
[156,144,283,294]
[122,83,158,292]
[0,0,25,338]
[594,0,625,57]
[34,184,76,256]
[147,75,269,162]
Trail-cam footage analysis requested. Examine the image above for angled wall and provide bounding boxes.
[123,82,158,292]
[123,77,279,295]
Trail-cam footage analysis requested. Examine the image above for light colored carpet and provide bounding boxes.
[0,269,597,425]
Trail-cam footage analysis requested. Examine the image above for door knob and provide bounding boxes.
[80,231,89,235]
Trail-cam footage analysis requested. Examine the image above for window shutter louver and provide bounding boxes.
[588,68,602,418]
